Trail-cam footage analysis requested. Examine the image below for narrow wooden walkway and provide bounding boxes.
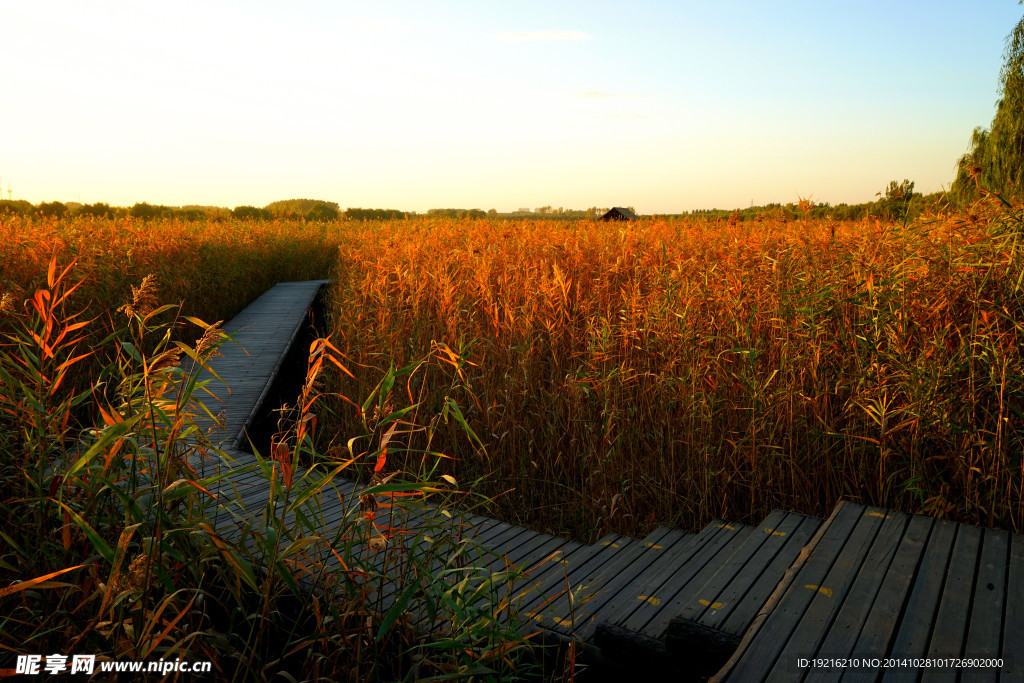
[190,281,1024,681]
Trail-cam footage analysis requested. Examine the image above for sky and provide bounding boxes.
[2,1,1023,214]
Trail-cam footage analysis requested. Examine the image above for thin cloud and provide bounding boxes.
[490,30,593,42]
[577,91,647,100]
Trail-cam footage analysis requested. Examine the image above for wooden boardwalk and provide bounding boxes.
[191,281,1024,681]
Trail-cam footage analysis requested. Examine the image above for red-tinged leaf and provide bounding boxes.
[374,448,387,473]
[103,439,125,473]
[0,565,84,599]
[54,318,91,344]
[46,257,57,289]
[98,401,122,427]
[48,475,64,497]
[185,479,217,499]
[326,355,358,380]
[54,351,92,374]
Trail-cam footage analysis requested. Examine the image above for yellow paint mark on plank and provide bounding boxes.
[805,584,833,597]
[716,524,735,530]
[644,542,664,549]
[698,599,725,609]
[865,511,890,519]
[638,595,661,606]
[602,541,620,548]
[764,527,786,536]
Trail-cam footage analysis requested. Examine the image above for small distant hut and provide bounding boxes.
[601,207,638,222]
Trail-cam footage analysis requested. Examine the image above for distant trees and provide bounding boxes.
[37,201,67,218]
[426,208,487,219]
[232,205,272,220]
[953,8,1024,200]
[130,202,174,219]
[75,202,115,218]
[265,199,340,220]
[877,179,916,222]
[0,200,36,216]
[305,202,340,221]
[344,208,407,220]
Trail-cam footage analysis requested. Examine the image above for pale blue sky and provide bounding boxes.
[2,1,1021,213]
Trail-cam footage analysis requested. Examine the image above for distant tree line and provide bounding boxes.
[669,182,949,224]
[343,208,409,221]
[0,187,955,224]
[425,208,487,219]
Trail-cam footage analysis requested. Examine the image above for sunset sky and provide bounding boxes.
[3,1,1022,214]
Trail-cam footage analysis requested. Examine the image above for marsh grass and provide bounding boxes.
[1,260,537,681]
[322,203,1024,540]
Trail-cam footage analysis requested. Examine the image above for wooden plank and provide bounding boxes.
[918,524,981,683]
[722,500,863,682]
[960,527,1009,683]
[634,522,748,637]
[644,524,756,637]
[677,510,790,625]
[764,506,891,680]
[710,512,821,635]
[612,521,736,634]
[587,529,698,634]
[517,534,637,626]
[542,526,680,640]
[505,537,614,622]
[506,534,572,570]
[1003,531,1024,681]
[387,520,542,618]
[879,518,958,683]
[837,514,934,683]
[416,534,575,633]
[801,512,912,683]
[432,532,622,634]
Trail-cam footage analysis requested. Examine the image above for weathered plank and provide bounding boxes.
[619,521,743,635]
[722,500,863,681]
[1003,531,1024,681]
[839,513,934,683]
[586,528,697,634]
[960,527,1009,683]
[519,535,638,630]
[876,518,957,682]
[677,510,791,626]
[919,524,982,683]
[802,512,910,683]
[762,506,890,680]
[542,526,679,640]
[714,512,823,636]
[643,523,757,638]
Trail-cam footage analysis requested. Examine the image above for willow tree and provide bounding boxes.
[954,7,1024,200]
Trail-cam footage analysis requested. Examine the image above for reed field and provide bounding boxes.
[321,203,1024,540]
[2,203,1023,679]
